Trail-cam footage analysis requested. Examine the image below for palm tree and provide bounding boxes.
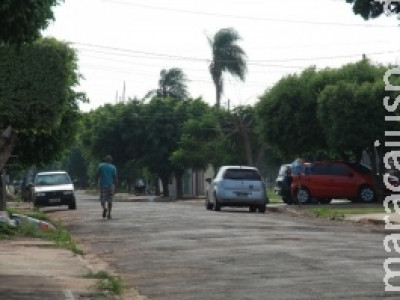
[208,28,247,108]
[145,68,189,100]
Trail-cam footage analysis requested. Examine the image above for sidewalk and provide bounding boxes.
[1,201,134,300]
[267,203,400,226]
[0,238,98,299]
[344,212,400,225]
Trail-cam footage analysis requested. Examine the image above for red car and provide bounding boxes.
[291,161,377,204]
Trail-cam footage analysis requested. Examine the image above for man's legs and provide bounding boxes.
[107,201,112,219]
[102,203,107,218]
[100,187,108,218]
[106,186,113,219]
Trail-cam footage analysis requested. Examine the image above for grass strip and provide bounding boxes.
[0,208,83,255]
[308,207,345,220]
[85,270,123,295]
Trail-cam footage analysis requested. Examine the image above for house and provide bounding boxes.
[167,166,214,198]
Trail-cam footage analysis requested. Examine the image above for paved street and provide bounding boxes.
[48,191,398,300]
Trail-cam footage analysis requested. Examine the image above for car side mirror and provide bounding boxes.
[205,178,212,184]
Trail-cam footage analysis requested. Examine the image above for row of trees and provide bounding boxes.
[2,0,399,201]
[257,58,399,174]
[78,96,270,198]
[75,58,398,198]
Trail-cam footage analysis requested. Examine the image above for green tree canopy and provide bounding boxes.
[81,101,147,188]
[145,68,189,100]
[0,0,62,45]
[256,67,327,160]
[317,80,387,160]
[0,38,84,167]
[256,59,393,163]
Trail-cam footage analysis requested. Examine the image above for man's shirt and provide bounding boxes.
[98,163,117,187]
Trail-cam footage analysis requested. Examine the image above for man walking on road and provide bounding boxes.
[97,155,118,219]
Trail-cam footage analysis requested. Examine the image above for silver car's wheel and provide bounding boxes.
[213,194,221,211]
[205,195,213,210]
[258,205,266,213]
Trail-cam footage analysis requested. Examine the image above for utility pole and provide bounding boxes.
[122,81,126,102]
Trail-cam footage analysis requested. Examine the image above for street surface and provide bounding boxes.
[47,191,397,300]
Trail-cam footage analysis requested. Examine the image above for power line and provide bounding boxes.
[100,0,397,28]
[79,63,275,86]
[73,41,400,65]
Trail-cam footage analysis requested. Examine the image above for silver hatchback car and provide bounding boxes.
[205,166,269,213]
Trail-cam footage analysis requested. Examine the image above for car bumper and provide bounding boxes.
[218,199,268,207]
[34,194,75,207]
[217,192,268,207]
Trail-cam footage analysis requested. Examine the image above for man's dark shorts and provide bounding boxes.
[100,186,114,204]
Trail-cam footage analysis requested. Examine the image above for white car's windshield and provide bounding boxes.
[35,174,72,185]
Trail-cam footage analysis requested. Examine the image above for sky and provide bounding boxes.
[42,0,400,112]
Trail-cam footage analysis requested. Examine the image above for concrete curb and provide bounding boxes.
[266,204,399,226]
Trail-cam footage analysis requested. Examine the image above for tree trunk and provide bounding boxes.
[0,126,17,170]
[175,169,184,200]
[154,177,161,196]
[239,126,253,166]
[0,126,17,211]
[215,88,220,108]
[160,175,169,197]
[255,144,266,170]
[0,169,5,211]
[215,80,222,108]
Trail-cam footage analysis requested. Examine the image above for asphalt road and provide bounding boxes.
[47,191,398,300]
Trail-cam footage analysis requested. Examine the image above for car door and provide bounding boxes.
[306,163,333,197]
[330,163,356,197]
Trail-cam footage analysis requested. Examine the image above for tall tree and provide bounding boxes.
[0,0,64,171]
[0,0,62,45]
[224,106,266,168]
[171,100,217,173]
[208,28,247,108]
[140,97,182,197]
[146,68,189,100]
[256,67,328,160]
[81,101,147,190]
[0,38,84,168]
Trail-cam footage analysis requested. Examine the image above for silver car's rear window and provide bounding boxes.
[223,169,261,180]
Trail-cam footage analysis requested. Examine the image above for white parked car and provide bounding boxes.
[205,166,269,213]
[31,171,76,210]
